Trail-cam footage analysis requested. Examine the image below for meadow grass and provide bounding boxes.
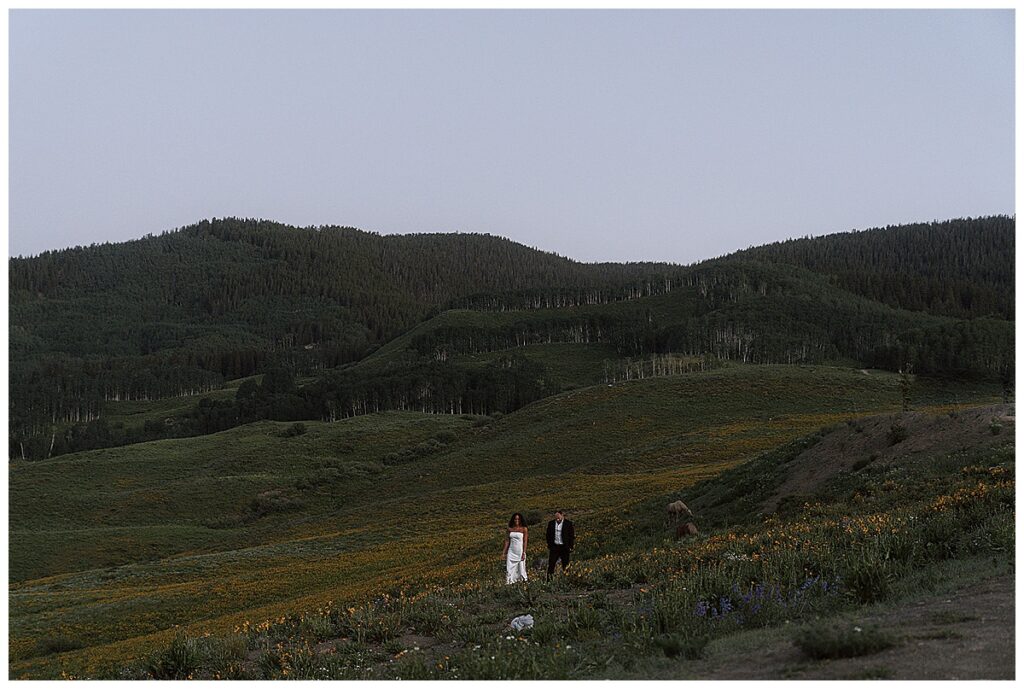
[93,435,1011,681]
[8,365,1004,678]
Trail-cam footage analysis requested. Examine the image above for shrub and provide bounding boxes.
[279,422,307,438]
[989,419,1003,436]
[406,597,453,635]
[392,653,434,680]
[145,634,202,679]
[297,614,337,641]
[341,606,404,644]
[434,430,458,443]
[257,648,284,679]
[886,422,908,445]
[249,489,305,517]
[453,623,491,644]
[287,644,335,679]
[35,635,83,656]
[794,622,896,659]
[413,439,444,456]
[654,632,709,659]
[565,601,602,640]
[523,509,543,526]
[842,553,892,604]
[919,508,971,560]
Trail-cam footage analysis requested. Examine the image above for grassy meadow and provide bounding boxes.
[8,362,1008,679]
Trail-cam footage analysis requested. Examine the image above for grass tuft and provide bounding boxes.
[794,622,897,660]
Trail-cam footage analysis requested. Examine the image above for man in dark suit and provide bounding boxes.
[545,509,575,579]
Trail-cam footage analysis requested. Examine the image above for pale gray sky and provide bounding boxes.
[9,9,1015,263]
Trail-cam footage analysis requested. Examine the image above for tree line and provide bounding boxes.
[9,215,1014,459]
[730,215,1014,320]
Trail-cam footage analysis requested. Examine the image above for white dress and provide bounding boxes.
[506,531,528,583]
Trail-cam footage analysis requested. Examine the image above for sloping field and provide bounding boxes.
[8,365,1000,677]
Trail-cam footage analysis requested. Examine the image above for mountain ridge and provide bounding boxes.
[9,215,1014,459]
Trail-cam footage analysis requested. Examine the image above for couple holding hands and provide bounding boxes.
[503,509,575,584]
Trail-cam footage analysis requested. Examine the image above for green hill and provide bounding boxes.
[7,215,1015,678]
[8,366,1008,678]
[9,216,1014,460]
[28,253,1012,462]
[729,215,1014,320]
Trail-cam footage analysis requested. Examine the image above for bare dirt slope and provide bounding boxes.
[762,403,1014,514]
[703,572,1014,680]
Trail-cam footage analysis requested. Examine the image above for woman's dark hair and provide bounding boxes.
[508,512,526,528]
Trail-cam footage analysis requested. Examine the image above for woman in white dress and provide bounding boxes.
[503,513,528,584]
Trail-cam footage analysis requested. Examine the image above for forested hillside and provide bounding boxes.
[9,215,1014,459]
[731,216,1014,320]
[10,219,680,456]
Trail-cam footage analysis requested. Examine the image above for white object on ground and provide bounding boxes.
[510,614,534,631]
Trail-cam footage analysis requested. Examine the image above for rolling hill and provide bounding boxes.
[10,215,1014,460]
[7,214,1015,678]
[8,366,1009,678]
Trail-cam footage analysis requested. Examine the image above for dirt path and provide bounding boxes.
[702,573,1015,680]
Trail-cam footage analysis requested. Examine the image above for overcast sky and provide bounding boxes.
[9,9,1015,263]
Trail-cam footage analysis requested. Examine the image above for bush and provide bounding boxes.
[204,634,248,669]
[393,653,434,680]
[523,509,543,526]
[794,622,896,659]
[886,422,908,445]
[35,635,83,656]
[341,605,404,644]
[989,419,1003,436]
[145,634,202,679]
[434,430,458,443]
[249,489,305,517]
[413,439,444,456]
[298,614,338,641]
[654,632,709,659]
[257,648,284,679]
[279,422,307,438]
[843,553,892,603]
[917,511,961,560]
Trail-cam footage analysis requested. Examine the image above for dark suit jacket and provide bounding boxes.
[546,519,575,550]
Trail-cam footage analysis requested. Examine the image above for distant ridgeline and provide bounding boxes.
[729,215,1015,321]
[9,215,1014,459]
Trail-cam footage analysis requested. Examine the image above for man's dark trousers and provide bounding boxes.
[547,544,571,576]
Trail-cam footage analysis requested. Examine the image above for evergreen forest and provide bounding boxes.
[9,215,1014,460]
